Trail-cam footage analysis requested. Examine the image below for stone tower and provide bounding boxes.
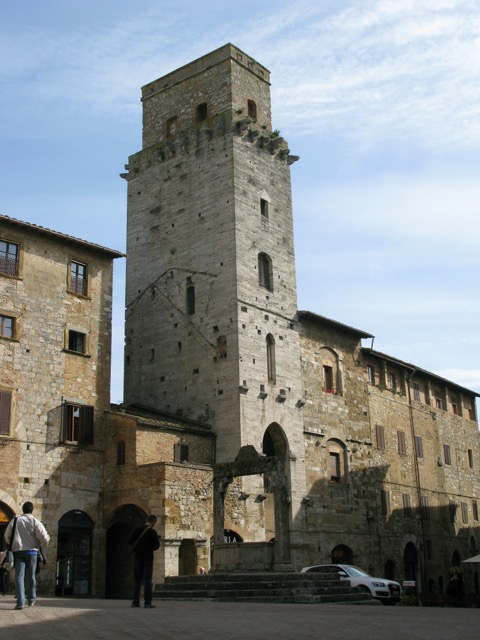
[122,45,307,534]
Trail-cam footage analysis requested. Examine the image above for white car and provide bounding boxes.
[300,564,402,605]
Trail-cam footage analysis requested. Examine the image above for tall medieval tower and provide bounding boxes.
[123,45,307,534]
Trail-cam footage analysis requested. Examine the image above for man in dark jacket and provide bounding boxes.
[129,515,160,608]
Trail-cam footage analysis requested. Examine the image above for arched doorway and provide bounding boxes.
[332,544,353,564]
[0,502,15,548]
[55,510,94,596]
[262,423,289,541]
[105,504,146,599]
[404,542,418,594]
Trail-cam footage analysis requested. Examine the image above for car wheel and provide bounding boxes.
[359,585,371,594]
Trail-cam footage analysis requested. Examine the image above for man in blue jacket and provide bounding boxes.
[129,514,160,608]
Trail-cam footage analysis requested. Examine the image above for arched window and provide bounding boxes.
[248,99,257,120]
[266,334,276,384]
[326,439,347,482]
[319,347,342,395]
[258,253,273,291]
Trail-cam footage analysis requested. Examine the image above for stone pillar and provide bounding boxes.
[272,472,293,571]
[160,539,182,580]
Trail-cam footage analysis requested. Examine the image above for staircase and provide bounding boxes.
[154,572,377,604]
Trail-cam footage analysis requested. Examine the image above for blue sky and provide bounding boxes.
[1,0,479,405]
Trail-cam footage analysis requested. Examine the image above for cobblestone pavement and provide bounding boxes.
[1,596,479,640]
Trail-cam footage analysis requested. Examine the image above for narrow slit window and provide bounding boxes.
[266,334,276,384]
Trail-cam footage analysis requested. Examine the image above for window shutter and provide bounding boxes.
[0,391,12,436]
[174,443,189,463]
[81,406,94,445]
[397,430,407,455]
[376,424,385,450]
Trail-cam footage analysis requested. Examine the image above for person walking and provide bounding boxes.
[129,514,160,608]
[4,501,50,610]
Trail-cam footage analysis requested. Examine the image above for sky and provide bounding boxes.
[1,0,479,406]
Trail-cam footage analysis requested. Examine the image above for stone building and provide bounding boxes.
[1,43,479,602]
[0,214,123,597]
[113,43,480,599]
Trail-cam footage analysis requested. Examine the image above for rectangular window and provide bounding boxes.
[452,394,459,415]
[444,444,451,465]
[367,365,375,385]
[449,500,456,523]
[376,424,385,450]
[473,501,478,521]
[388,372,396,390]
[415,435,423,459]
[323,366,334,393]
[0,240,19,277]
[413,381,420,402]
[468,449,474,469]
[174,443,189,463]
[380,490,390,516]
[402,494,412,517]
[397,430,407,455]
[421,495,430,520]
[461,502,468,524]
[0,390,13,436]
[70,260,88,296]
[196,102,208,122]
[61,403,94,445]
[329,451,341,480]
[0,314,14,338]
[68,330,86,354]
[467,400,476,421]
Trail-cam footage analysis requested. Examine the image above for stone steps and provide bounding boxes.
[154,572,376,605]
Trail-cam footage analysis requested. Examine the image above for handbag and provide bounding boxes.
[1,550,14,570]
[1,517,17,570]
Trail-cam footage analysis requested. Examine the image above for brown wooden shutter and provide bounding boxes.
[0,391,12,436]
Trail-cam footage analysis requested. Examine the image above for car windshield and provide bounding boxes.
[344,566,371,577]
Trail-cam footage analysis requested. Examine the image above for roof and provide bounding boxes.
[297,310,373,339]
[364,348,480,397]
[110,403,216,436]
[0,214,125,259]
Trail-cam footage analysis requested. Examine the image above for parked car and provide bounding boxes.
[300,564,402,605]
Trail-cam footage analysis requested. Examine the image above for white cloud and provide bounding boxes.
[434,369,480,391]
[2,0,479,148]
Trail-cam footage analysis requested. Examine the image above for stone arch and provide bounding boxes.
[331,543,353,564]
[105,504,147,599]
[212,445,291,572]
[0,501,15,548]
[262,422,288,459]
